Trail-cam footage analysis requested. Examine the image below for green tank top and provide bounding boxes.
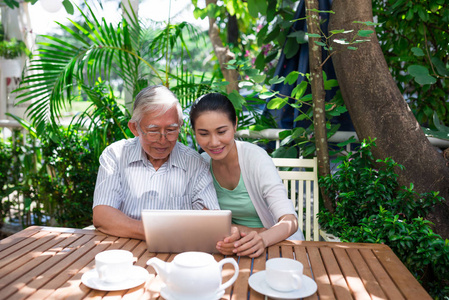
[211,169,264,228]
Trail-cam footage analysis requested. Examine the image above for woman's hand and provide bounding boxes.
[232,231,267,258]
[216,226,241,255]
[224,214,298,258]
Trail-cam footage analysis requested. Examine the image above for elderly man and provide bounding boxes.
[93,85,219,240]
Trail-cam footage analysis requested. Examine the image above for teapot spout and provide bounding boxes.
[147,257,170,282]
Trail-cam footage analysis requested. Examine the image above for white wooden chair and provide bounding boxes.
[272,157,339,242]
[235,129,340,241]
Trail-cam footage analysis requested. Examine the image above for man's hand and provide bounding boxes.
[216,226,240,255]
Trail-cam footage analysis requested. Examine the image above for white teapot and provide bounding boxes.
[147,251,239,300]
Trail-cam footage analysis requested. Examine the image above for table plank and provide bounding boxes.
[10,233,100,300]
[0,227,432,300]
[0,232,83,298]
[359,248,405,300]
[267,244,280,259]
[294,246,318,300]
[0,226,41,252]
[249,250,266,300]
[307,246,334,300]
[281,244,294,259]
[346,248,387,300]
[45,236,121,300]
[320,247,353,300]
[50,236,145,300]
[333,247,371,299]
[232,256,251,300]
[373,245,432,300]
[0,229,58,267]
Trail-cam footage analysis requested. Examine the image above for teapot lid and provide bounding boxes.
[173,252,215,267]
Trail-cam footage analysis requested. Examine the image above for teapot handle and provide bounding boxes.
[217,258,239,291]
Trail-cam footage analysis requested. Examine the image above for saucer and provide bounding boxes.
[160,285,225,300]
[248,271,317,299]
[81,266,150,291]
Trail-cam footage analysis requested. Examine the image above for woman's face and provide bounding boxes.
[194,111,236,161]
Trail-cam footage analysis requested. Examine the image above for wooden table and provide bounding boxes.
[0,226,431,300]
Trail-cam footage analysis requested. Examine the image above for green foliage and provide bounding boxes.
[227,58,352,157]
[29,127,98,228]
[422,111,449,141]
[73,81,132,159]
[193,0,449,152]
[3,0,74,14]
[14,3,142,131]
[0,130,38,226]
[0,38,30,59]
[304,19,376,54]
[318,138,449,298]
[0,130,36,227]
[373,0,449,127]
[212,3,374,158]
[0,133,15,224]
[15,2,209,137]
[193,0,262,59]
[0,127,96,228]
[1,80,132,228]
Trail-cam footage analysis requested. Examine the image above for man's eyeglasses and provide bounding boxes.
[138,124,179,142]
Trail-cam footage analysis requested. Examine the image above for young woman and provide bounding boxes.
[190,93,304,258]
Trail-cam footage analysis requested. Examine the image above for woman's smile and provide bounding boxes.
[209,147,225,154]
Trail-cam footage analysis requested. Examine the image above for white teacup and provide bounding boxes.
[265,258,303,292]
[95,249,134,283]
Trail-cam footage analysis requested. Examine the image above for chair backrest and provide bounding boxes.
[272,157,320,241]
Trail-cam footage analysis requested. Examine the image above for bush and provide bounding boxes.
[0,128,100,230]
[0,38,29,59]
[0,135,13,225]
[318,138,449,299]
[32,128,99,228]
[1,82,130,230]
[0,130,23,228]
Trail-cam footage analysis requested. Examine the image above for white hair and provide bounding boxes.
[130,85,183,125]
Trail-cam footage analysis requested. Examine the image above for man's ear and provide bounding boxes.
[128,121,139,137]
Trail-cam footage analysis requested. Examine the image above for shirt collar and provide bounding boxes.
[126,137,146,164]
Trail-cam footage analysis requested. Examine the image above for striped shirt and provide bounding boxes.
[93,137,219,220]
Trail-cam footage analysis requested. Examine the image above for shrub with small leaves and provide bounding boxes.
[0,136,13,223]
[318,138,448,298]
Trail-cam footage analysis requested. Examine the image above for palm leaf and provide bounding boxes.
[15,3,144,130]
[14,2,212,139]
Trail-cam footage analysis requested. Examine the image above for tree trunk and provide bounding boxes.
[329,0,449,239]
[305,0,333,213]
[206,0,239,94]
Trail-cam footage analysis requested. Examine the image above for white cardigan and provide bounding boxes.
[202,140,304,240]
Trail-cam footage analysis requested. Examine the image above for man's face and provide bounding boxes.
[129,106,180,167]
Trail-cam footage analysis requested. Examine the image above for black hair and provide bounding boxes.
[189,93,237,130]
